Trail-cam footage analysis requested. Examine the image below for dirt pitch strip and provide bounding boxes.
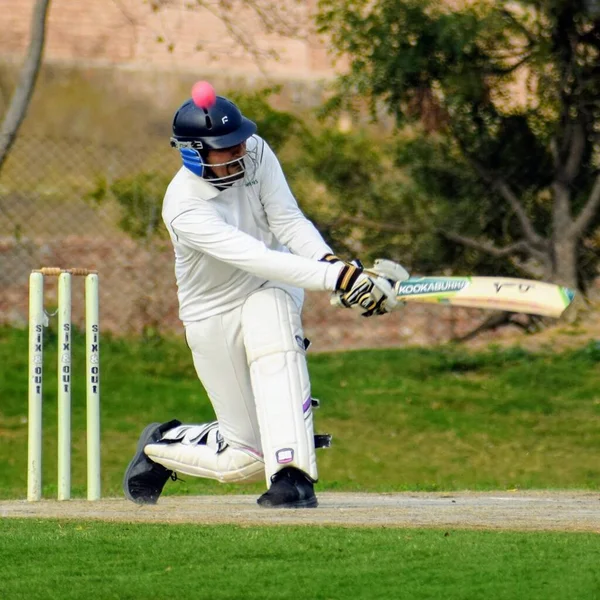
[1,491,598,532]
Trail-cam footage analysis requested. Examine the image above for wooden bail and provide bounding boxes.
[34,268,98,277]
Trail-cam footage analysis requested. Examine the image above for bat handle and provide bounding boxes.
[330,259,410,311]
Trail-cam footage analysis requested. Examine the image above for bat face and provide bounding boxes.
[395,278,470,296]
[394,276,575,318]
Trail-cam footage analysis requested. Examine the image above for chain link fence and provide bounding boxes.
[0,131,496,349]
[0,133,181,331]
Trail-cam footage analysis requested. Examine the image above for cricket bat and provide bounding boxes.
[390,276,575,317]
[365,261,576,318]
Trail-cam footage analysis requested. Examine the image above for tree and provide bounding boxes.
[0,0,50,174]
[317,0,600,296]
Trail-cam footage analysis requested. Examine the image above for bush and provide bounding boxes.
[88,172,171,240]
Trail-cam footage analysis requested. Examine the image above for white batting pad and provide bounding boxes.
[241,287,318,483]
[145,436,264,483]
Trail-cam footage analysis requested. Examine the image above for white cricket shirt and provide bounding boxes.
[162,135,343,324]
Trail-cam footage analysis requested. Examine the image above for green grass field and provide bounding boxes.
[1,520,599,600]
[1,326,600,498]
[2,326,600,599]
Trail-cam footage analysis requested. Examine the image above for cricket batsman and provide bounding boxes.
[123,83,409,508]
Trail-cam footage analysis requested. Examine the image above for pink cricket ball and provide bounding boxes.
[191,81,217,109]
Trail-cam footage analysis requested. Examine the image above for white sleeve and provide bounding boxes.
[170,204,341,292]
[257,141,333,260]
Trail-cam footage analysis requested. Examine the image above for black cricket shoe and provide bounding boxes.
[123,419,182,505]
[257,467,318,509]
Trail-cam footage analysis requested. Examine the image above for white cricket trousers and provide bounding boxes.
[147,286,318,485]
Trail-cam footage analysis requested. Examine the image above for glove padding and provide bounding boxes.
[332,260,395,317]
[330,258,410,317]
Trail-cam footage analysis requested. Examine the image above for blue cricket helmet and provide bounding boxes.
[170,96,257,182]
[171,96,256,149]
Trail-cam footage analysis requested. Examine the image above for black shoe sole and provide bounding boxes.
[257,496,318,509]
[123,422,164,504]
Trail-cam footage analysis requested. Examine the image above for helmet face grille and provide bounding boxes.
[203,143,259,189]
[174,138,259,188]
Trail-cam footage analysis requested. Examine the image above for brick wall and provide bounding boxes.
[0,0,336,79]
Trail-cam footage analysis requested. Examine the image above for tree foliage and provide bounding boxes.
[316,0,600,292]
[226,86,302,152]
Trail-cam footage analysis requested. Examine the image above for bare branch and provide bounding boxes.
[561,121,587,184]
[242,0,306,38]
[441,230,549,275]
[451,132,546,250]
[454,312,542,343]
[570,172,600,236]
[328,214,409,233]
[0,0,51,172]
[470,160,547,249]
[489,52,533,76]
[493,181,544,247]
[442,230,531,256]
[453,311,513,342]
[128,0,306,71]
[510,256,548,279]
